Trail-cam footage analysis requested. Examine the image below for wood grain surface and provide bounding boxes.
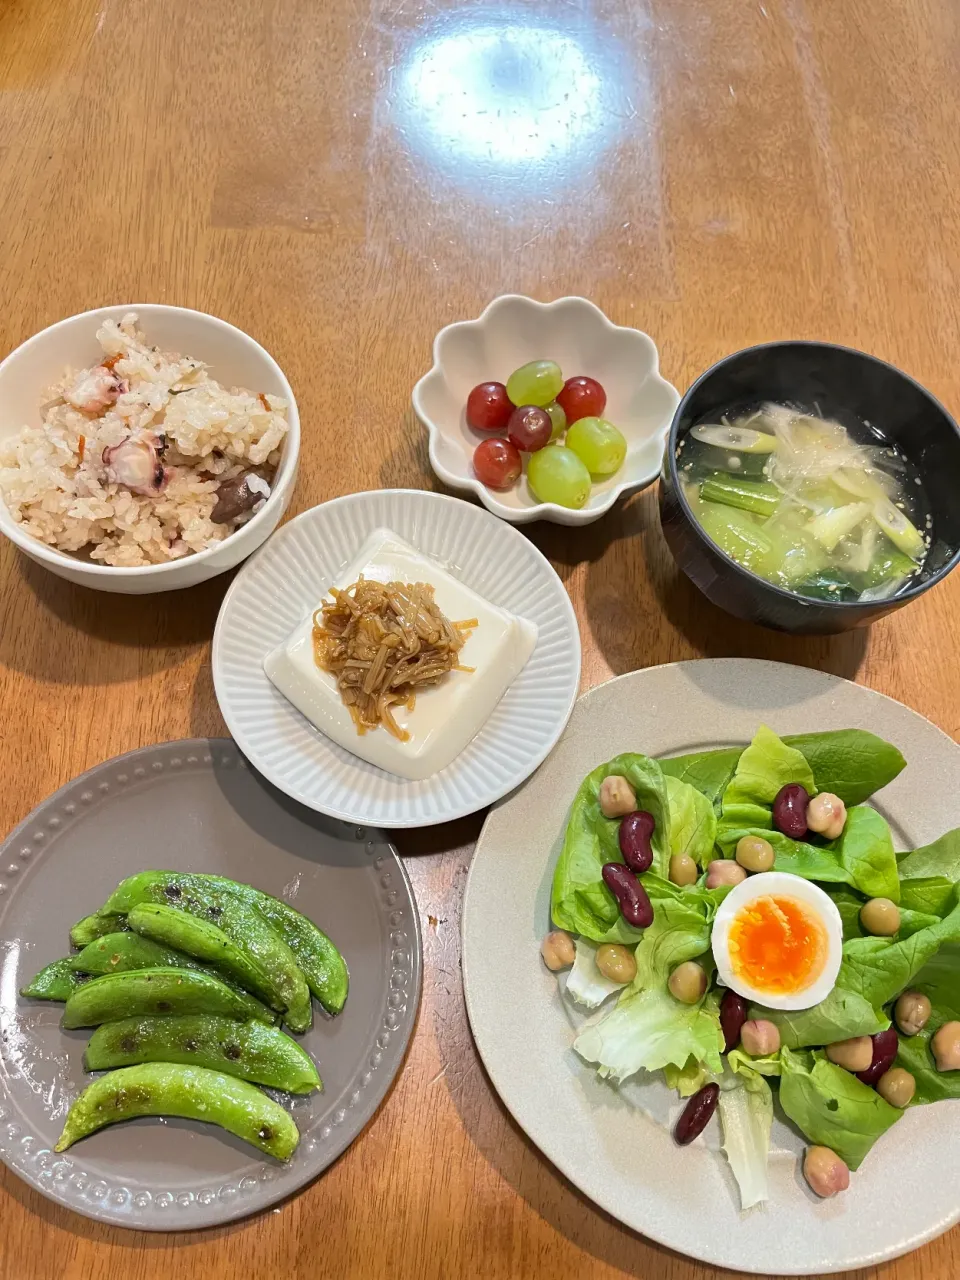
[1,0,959,1275]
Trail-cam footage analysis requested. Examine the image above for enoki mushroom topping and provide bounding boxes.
[312,577,477,740]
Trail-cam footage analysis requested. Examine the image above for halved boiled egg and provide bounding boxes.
[711,872,843,1011]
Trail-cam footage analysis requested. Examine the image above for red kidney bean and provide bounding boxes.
[601,863,654,929]
[856,1027,899,1087]
[772,784,810,839]
[720,989,749,1053]
[619,811,655,873]
[674,1083,720,1145]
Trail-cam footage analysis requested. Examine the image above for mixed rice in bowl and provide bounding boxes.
[0,313,290,568]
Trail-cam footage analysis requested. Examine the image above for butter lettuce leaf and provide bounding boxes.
[665,775,717,868]
[778,1047,902,1169]
[718,726,816,845]
[551,754,670,939]
[898,829,960,883]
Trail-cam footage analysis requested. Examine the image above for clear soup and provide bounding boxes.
[677,402,931,603]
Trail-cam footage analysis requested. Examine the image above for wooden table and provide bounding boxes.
[1,0,959,1274]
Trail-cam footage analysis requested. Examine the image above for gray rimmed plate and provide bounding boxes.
[462,660,960,1275]
[0,739,422,1230]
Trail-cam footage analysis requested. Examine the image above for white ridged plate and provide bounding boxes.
[212,490,581,827]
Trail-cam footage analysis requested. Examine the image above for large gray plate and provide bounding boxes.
[463,660,960,1275]
[0,739,421,1230]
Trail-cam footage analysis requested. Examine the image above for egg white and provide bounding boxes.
[711,871,844,1011]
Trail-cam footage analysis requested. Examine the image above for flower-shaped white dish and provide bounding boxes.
[413,295,679,526]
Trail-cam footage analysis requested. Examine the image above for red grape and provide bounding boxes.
[473,438,522,489]
[556,375,607,424]
[507,404,551,453]
[466,381,512,432]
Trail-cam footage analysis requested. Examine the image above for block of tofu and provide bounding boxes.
[263,528,538,780]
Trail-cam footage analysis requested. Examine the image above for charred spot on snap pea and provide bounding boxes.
[36,870,343,1164]
[84,1014,320,1093]
[62,967,277,1028]
[55,1064,300,1160]
[96,870,348,1015]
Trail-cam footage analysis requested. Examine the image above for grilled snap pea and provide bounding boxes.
[126,904,285,1012]
[55,1063,299,1159]
[218,899,312,1033]
[61,968,276,1029]
[99,871,347,1015]
[85,1014,321,1093]
[70,931,205,976]
[21,957,88,1002]
[70,912,125,948]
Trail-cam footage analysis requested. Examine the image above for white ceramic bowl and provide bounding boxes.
[212,489,582,827]
[0,304,300,593]
[412,295,679,525]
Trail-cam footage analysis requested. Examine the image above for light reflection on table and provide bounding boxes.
[390,12,635,196]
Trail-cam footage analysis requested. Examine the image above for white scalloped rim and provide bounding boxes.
[212,490,581,827]
[412,295,680,526]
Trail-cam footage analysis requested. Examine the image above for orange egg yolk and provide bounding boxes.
[728,895,826,995]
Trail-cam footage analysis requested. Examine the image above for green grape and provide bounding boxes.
[544,400,567,440]
[506,360,563,408]
[565,417,627,476]
[527,445,591,509]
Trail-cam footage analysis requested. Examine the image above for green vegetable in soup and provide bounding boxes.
[679,402,930,601]
[700,475,780,517]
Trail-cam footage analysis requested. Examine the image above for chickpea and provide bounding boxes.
[894,990,932,1037]
[705,859,748,890]
[669,853,698,886]
[541,930,575,972]
[596,943,637,985]
[806,792,847,840]
[876,1067,916,1108]
[735,835,775,874]
[668,960,707,1005]
[803,1146,850,1198]
[860,897,900,937]
[826,1036,874,1073]
[599,775,637,819]
[739,1019,781,1057]
[931,1020,960,1071]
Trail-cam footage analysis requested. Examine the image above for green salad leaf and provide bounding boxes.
[663,1056,709,1097]
[574,985,723,1082]
[658,730,905,815]
[781,730,906,806]
[898,828,960,882]
[550,754,670,940]
[727,1048,782,1077]
[837,893,960,1009]
[659,748,741,813]
[574,898,722,1080]
[778,1047,902,1169]
[718,1064,773,1209]
[665,775,717,868]
[834,805,900,902]
[896,1033,960,1104]
[894,941,960,1104]
[899,877,959,918]
[718,726,816,841]
[750,986,888,1049]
